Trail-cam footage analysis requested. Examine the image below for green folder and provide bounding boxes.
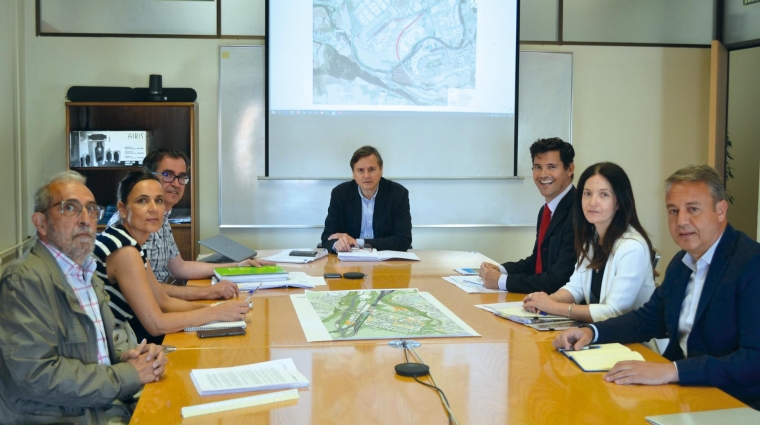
[214,265,287,277]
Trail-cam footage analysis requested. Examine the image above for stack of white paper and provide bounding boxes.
[181,389,300,418]
[233,272,326,290]
[337,250,420,262]
[261,249,329,264]
[190,358,310,396]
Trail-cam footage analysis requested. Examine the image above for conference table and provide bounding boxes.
[130,250,745,424]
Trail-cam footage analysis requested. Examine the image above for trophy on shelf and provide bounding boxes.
[90,135,106,166]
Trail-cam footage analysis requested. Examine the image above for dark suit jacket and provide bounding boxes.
[321,178,412,252]
[595,224,760,408]
[502,186,577,294]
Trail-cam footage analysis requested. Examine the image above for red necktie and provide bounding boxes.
[535,204,551,274]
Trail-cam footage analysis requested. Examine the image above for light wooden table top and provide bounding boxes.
[131,250,745,424]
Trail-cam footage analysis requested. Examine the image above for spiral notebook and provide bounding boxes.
[184,320,247,332]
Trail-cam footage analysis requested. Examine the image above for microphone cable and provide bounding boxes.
[397,340,460,425]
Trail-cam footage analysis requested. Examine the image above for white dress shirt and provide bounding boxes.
[677,233,723,356]
[356,184,379,248]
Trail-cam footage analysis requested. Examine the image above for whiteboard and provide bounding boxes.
[39,0,217,36]
[218,47,572,228]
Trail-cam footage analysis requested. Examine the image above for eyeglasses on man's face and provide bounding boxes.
[50,200,105,220]
[153,171,190,185]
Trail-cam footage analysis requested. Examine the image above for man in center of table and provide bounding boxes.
[321,145,412,253]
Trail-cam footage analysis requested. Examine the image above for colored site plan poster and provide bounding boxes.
[291,289,479,341]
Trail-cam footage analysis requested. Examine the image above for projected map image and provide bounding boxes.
[313,0,478,107]
[296,289,477,340]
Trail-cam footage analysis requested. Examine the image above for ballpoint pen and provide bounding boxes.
[163,345,177,353]
[245,284,262,308]
[557,345,601,352]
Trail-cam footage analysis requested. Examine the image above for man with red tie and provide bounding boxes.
[479,138,577,293]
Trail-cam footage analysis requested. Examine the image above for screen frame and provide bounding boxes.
[265,0,521,177]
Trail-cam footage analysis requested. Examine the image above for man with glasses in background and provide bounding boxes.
[0,171,166,423]
[108,148,271,300]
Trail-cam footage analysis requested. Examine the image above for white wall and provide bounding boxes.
[0,0,22,259]
[727,47,760,239]
[19,0,710,273]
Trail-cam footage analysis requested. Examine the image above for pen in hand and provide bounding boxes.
[245,284,262,308]
[557,345,601,352]
[210,284,262,308]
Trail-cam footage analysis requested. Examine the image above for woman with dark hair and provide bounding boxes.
[92,171,249,344]
[522,162,655,323]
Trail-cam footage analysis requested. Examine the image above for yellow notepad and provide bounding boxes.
[561,343,644,372]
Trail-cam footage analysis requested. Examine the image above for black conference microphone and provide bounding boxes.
[389,340,430,377]
[389,339,458,423]
[395,361,430,377]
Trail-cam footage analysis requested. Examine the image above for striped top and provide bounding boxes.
[92,224,162,344]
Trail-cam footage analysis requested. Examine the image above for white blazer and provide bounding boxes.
[560,226,655,323]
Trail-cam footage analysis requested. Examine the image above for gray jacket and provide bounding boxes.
[0,240,141,424]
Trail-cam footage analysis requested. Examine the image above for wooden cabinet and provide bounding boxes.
[65,102,199,260]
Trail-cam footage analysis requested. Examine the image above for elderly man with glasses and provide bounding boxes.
[0,171,167,424]
[107,148,271,301]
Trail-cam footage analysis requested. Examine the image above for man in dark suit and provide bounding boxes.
[554,164,760,409]
[321,146,412,252]
[480,138,577,293]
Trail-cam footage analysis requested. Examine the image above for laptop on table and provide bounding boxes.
[198,234,258,263]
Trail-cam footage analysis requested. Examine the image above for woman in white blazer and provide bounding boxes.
[522,162,655,323]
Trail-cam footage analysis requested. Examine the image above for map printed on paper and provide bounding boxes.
[313,0,478,107]
[291,289,479,341]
